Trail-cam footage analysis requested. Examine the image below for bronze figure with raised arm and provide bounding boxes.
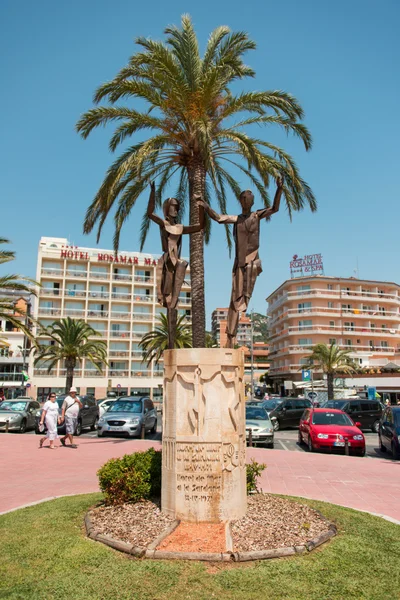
[198,177,284,348]
[148,182,205,349]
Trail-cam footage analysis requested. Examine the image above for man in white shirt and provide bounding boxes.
[60,387,82,448]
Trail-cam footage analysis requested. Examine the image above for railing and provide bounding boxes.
[0,372,24,382]
[41,288,62,296]
[131,370,152,377]
[132,312,152,320]
[269,306,400,325]
[134,276,154,283]
[88,291,109,299]
[109,370,129,377]
[286,324,399,336]
[38,307,62,316]
[109,330,130,338]
[65,290,86,298]
[33,369,56,376]
[133,294,153,303]
[84,370,105,377]
[59,369,82,377]
[87,310,109,318]
[41,268,63,276]
[271,344,396,359]
[178,297,191,305]
[89,330,107,338]
[111,292,131,300]
[269,288,400,311]
[64,308,86,317]
[109,350,130,357]
[90,271,110,279]
[131,351,143,358]
[113,274,132,281]
[110,312,130,320]
[66,270,87,278]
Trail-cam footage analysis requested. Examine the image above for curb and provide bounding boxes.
[85,510,338,562]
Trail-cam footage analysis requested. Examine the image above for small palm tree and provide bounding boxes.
[140,313,192,365]
[76,15,316,348]
[0,238,36,340]
[301,343,357,400]
[34,318,108,392]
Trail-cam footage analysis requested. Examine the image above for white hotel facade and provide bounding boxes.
[31,237,192,401]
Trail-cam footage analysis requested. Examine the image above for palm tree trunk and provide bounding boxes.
[327,373,334,400]
[187,159,206,348]
[65,358,76,394]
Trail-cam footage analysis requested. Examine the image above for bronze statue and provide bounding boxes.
[199,178,284,348]
[148,182,205,348]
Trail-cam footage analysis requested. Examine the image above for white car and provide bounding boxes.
[98,398,116,418]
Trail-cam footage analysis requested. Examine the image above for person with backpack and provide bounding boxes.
[60,387,82,448]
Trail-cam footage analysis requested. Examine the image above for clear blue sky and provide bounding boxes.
[1,0,399,326]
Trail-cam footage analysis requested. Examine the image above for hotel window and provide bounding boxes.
[342,304,352,313]
[345,339,352,346]
[344,322,355,331]
[329,321,335,328]
[327,284,333,290]
[328,302,334,308]
[381,341,388,348]
[357,339,361,344]
[382,324,387,330]
[298,320,312,329]
[298,302,311,313]
[329,338,336,345]
[371,323,375,329]
[298,338,312,346]
[297,285,311,296]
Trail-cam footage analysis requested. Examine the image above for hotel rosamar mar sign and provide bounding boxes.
[290,253,324,278]
[59,246,158,266]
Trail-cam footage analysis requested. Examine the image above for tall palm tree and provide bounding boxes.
[76,15,316,347]
[0,238,36,340]
[140,313,192,365]
[34,318,108,392]
[301,343,357,400]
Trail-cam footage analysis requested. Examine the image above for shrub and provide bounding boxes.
[246,459,266,494]
[97,448,162,505]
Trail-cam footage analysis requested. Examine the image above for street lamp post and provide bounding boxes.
[250,309,254,399]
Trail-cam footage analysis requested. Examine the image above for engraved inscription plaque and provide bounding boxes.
[162,348,247,522]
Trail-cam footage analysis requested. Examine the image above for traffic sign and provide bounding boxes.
[308,391,317,400]
[117,384,121,388]
[302,369,311,382]
[26,383,31,388]
[367,386,376,400]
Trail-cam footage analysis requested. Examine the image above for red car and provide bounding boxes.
[299,408,366,456]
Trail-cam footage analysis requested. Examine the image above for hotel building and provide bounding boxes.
[267,276,400,386]
[211,308,252,347]
[31,237,191,400]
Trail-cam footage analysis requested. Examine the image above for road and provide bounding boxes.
[24,424,391,460]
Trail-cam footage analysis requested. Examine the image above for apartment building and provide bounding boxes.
[211,308,252,347]
[267,276,400,385]
[31,237,191,400]
[0,292,32,398]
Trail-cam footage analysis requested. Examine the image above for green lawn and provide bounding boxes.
[0,494,399,600]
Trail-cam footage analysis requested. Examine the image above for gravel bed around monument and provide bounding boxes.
[89,500,174,548]
[231,494,332,552]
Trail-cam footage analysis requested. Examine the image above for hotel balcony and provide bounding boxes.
[269,306,400,325]
[84,370,106,377]
[89,271,110,280]
[132,312,152,321]
[33,369,56,376]
[133,276,154,284]
[131,370,152,377]
[65,270,87,279]
[133,294,153,303]
[41,268,63,278]
[269,323,400,339]
[269,287,399,311]
[108,370,130,377]
[109,350,130,357]
[112,273,132,281]
[270,344,396,358]
[59,369,82,377]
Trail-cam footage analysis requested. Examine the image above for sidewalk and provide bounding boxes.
[1,435,399,522]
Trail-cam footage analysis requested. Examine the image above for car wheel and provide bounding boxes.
[379,436,386,452]
[19,419,27,434]
[273,419,280,432]
[267,442,274,449]
[391,442,400,460]
[75,420,82,436]
[308,436,314,452]
[151,419,157,434]
[371,420,380,433]
[355,448,366,457]
[91,416,99,431]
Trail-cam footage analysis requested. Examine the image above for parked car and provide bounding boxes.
[299,408,365,456]
[245,405,274,447]
[323,399,382,433]
[379,405,400,459]
[0,398,40,433]
[269,398,312,431]
[97,396,157,438]
[97,398,116,418]
[35,394,99,436]
[260,398,284,413]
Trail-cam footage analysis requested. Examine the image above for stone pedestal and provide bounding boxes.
[161,348,247,523]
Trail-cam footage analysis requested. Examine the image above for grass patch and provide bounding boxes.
[0,494,399,599]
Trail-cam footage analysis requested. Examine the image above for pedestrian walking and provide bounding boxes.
[39,393,60,449]
[60,387,82,448]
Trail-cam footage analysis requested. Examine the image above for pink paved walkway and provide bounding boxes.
[1,435,399,522]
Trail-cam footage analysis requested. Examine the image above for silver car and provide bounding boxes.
[245,405,274,448]
[0,398,40,433]
[97,396,157,438]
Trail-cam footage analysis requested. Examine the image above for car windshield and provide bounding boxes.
[0,401,27,412]
[109,400,142,413]
[263,399,282,411]
[324,400,347,410]
[246,407,269,421]
[312,412,353,426]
